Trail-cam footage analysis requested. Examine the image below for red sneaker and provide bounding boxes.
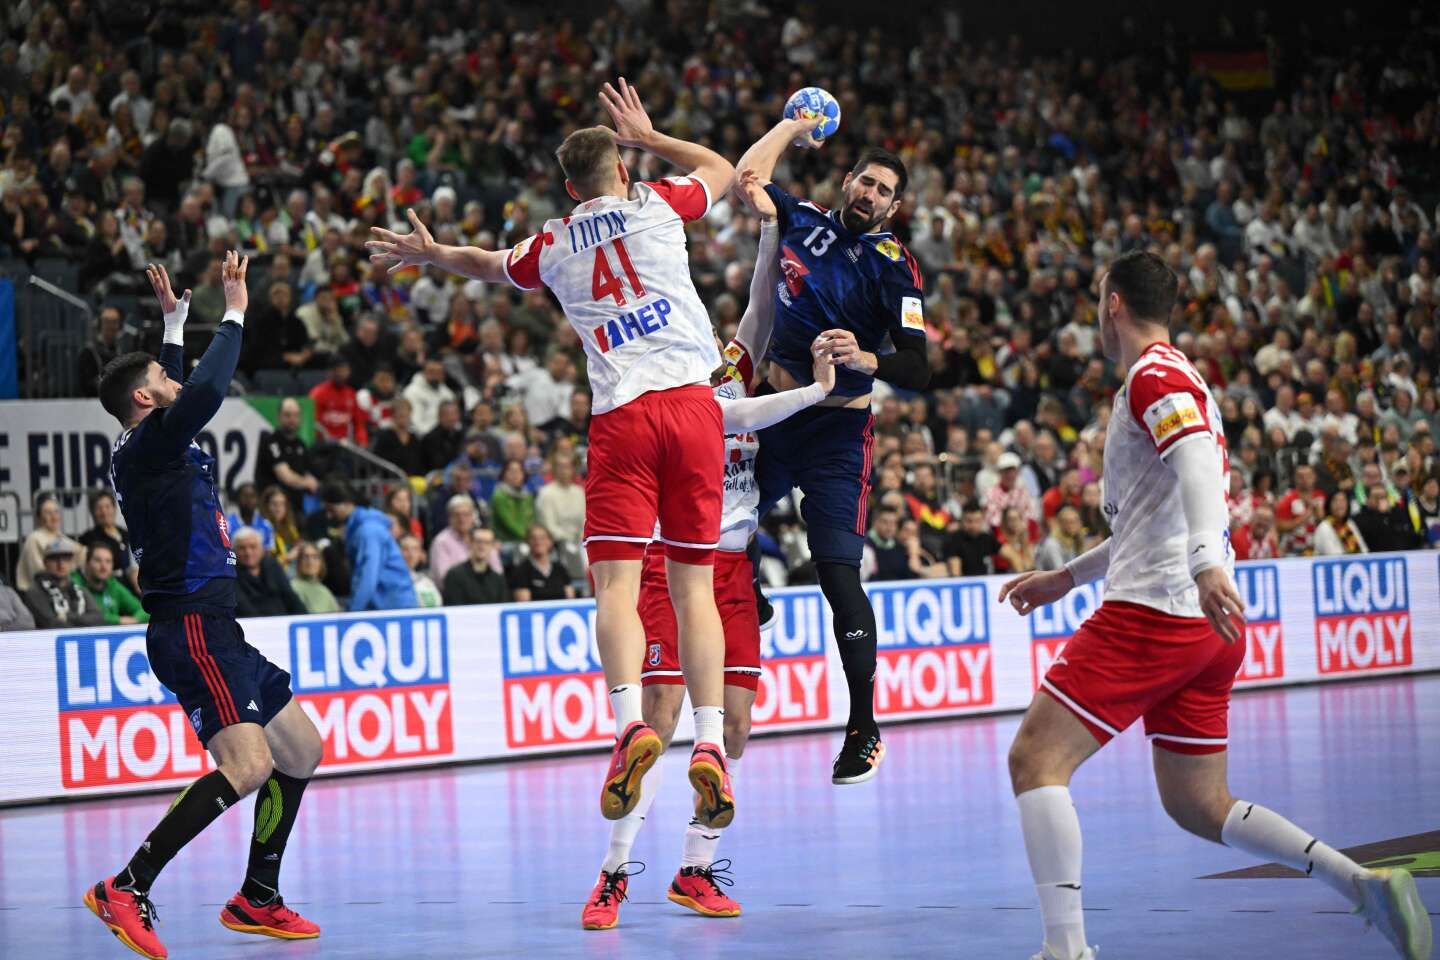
[667,859,741,918]
[601,721,663,820]
[688,742,735,829]
[84,877,167,960]
[581,863,641,930]
[218,892,320,939]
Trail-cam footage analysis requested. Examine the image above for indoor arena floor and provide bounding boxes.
[4,674,1437,960]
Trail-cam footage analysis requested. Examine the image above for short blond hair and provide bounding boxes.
[555,126,619,197]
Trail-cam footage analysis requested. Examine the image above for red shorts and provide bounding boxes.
[638,546,761,691]
[1039,601,1245,755]
[583,385,724,565]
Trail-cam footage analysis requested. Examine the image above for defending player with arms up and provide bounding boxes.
[367,79,740,829]
[732,118,930,784]
[583,188,836,928]
[88,254,323,960]
[999,251,1432,960]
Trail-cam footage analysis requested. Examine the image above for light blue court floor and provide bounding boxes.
[4,675,1437,959]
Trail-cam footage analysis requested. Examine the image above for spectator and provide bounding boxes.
[1040,469,1082,525]
[491,460,537,544]
[1415,473,1440,547]
[902,462,953,558]
[995,506,1037,574]
[24,539,107,629]
[944,502,1002,577]
[372,397,427,477]
[242,280,308,375]
[898,518,948,579]
[342,315,396,392]
[71,540,148,625]
[861,508,910,582]
[442,526,511,606]
[78,306,123,396]
[321,481,419,612]
[1037,506,1088,570]
[357,364,399,432]
[427,462,483,537]
[1314,491,1368,556]
[233,527,307,618]
[289,542,341,614]
[506,347,575,429]
[386,487,426,543]
[429,494,478,585]
[16,493,65,592]
[535,452,586,576]
[507,525,575,602]
[400,534,444,609]
[984,452,1039,534]
[255,398,320,513]
[1233,504,1280,561]
[78,489,137,592]
[403,358,458,436]
[0,573,36,632]
[421,399,466,474]
[1354,483,1421,554]
[310,356,368,445]
[1275,463,1325,556]
[261,485,302,566]
[225,482,274,550]
[295,287,349,362]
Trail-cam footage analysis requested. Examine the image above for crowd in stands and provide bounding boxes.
[2,2,1439,624]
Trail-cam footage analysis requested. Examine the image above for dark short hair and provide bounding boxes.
[1105,250,1177,323]
[88,489,117,512]
[962,500,984,514]
[98,351,154,423]
[85,539,116,561]
[320,479,356,505]
[556,126,619,196]
[851,147,909,196]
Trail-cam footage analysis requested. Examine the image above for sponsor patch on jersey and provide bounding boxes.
[901,296,925,332]
[1141,392,1203,445]
[510,234,534,261]
[876,239,904,261]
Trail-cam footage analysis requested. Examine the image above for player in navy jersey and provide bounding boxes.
[88,254,323,959]
[734,118,930,784]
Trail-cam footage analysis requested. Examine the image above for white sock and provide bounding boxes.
[1016,785,1088,960]
[600,762,663,874]
[608,684,643,738]
[1222,800,1366,907]
[680,757,736,868]
[692,706,724,749]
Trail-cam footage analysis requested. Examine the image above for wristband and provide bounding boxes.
[221,309,245,328]
[1186,529,1226,578]
[162,298,190,346]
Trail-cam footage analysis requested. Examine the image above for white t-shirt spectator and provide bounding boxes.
[505,366,573,429]
[203,123,250,189]
[402,374,457,436]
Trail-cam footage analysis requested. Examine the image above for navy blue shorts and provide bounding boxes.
[146,613,293,746]
[757,405,875,566]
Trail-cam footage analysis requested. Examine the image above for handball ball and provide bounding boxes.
[784,87,841,146]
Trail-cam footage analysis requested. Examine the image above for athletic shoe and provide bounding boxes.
[218,891,320,939]
[601,720,663,821]
[581,863,643,930]
[1356,868,1432,960]
[84,877,166,960]
[668,859,741,917]
[1030,947,1097,960]
[755,580,775,632]
[688,742,735,829]
[831,727,886,784]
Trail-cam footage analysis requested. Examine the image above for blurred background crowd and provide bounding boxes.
[1,0,1437,626]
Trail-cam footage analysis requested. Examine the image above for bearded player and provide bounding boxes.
[88,255,324,960]
[999,250,1431,960]
[733,118,930,784]
[368,79,739,830]
[584,180,835,927]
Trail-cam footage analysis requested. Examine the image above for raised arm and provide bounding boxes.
[366,209,510,283]
[735,116,820,195]
[599,77,735,206]
[730,174,781,374]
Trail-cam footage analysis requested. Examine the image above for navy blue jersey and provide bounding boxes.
[110,323,244,618]
[763,183,926,397]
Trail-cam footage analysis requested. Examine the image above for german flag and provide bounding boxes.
[1190,50,1273,91]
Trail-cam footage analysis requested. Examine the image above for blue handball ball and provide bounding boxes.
[783,86,841,146]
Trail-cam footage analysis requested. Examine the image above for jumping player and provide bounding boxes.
[734,117,931,784]
[367,79,738,828]
[999,250,1432,960]
[583,190,835,928]
[89,255,324,960]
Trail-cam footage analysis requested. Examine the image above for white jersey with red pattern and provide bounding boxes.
[503,177,720,415]
[1102,341,1232,618]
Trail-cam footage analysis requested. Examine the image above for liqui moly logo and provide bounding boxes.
[500,602,611,747]
[1234,564,1284,682]
[1313,557,1411,675]
[753,593,829,728]
[872,582,993,716]
[1029,579,1104,689]
[56,631,214,789]
[291,615,453,766]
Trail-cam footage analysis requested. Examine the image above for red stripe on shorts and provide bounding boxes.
[856,414,876,535]
[186,613,237,727]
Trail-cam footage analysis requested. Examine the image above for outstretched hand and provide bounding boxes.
[366,209,436,274]
[221,250,249,313]
[146,263,189,315]
[598,77,655,148]
[732,167,777,220]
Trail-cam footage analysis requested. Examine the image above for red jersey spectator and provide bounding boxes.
[1040,468,1082,524]
[1232,504,1280,561]
[1275,463,1325,556]
[985,451,1040,534]
[309,357,368,445]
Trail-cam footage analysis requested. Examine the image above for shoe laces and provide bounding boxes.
[684,859,735,897]
[837,729,880,764]
[264,895,299,923]
[128,889,160,932]
[596,861,644,907]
